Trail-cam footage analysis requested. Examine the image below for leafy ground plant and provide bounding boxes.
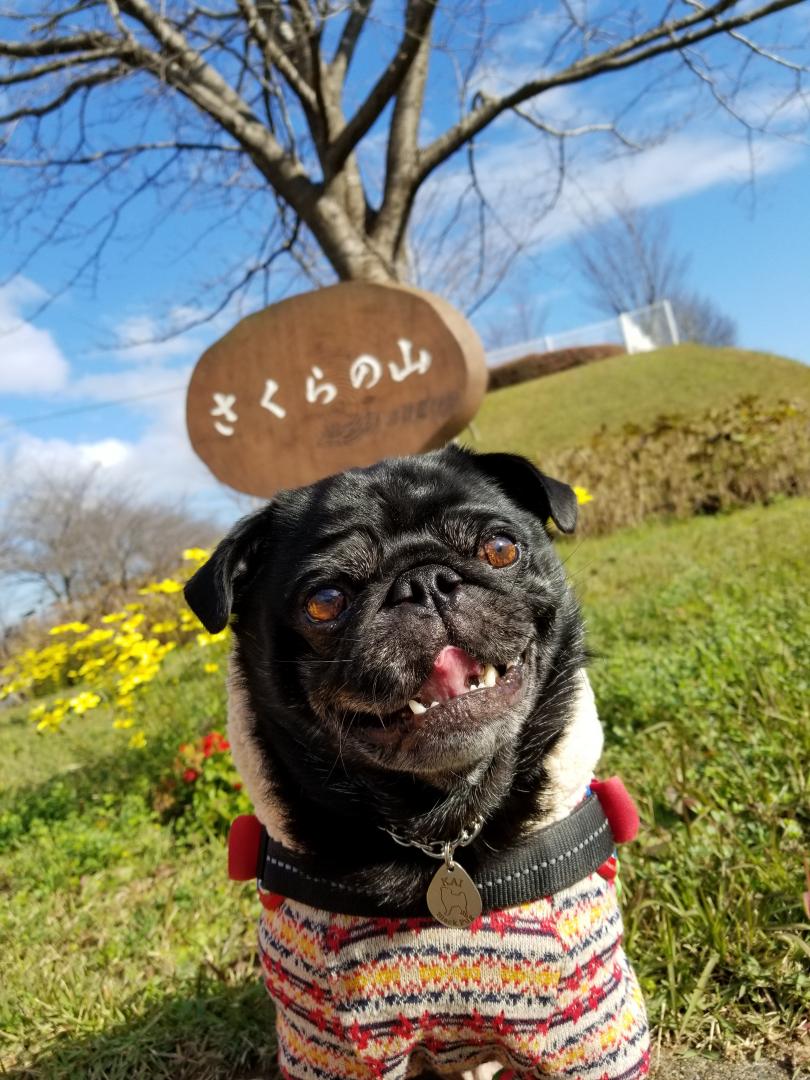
[543,396,810,535]
[1,500,808,1077]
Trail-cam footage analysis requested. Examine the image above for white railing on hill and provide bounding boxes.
[486,299,680,367]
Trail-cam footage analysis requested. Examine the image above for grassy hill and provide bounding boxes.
[463,344,810,457]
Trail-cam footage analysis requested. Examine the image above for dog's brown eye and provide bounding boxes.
[479,535,519,568]
[305,587,347,622]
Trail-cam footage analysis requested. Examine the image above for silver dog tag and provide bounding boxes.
[426,860,483,928]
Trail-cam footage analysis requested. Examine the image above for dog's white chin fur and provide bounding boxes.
[228,659,604,1080]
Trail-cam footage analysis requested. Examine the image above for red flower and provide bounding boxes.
[183,768,199,783]
[202,730,231,757]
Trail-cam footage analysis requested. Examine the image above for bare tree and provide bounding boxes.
[482,283,550,350]
[0,465,217,609]
[572,202,738,345]
[671,291,737,346]
[572,203,690,315]
[1,2,808,328]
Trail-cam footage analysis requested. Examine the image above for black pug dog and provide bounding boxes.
[185,445,649,1080]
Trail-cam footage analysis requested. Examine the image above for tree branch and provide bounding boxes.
[0,65,129,124]
[235,0,318,109]
[417,0,803,182]
[326,0,437,174]
[372,12,432,261]
[0,49,123,86]
[0,31,120,58]
[511,105,643,151]
[330,0,373,82]
[0,141,243,168]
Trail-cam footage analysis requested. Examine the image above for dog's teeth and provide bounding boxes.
[483,664,497,687]
[506,658,519,670]
[429,701,439,709]
[408,699,427,715]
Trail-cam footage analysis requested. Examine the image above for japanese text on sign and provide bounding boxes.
[208,338,431,436]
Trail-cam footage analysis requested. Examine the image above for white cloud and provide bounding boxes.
[0,277,71,394]
[108,311,212,365]
[104,302,243,366]
[542,132,800,243]
[69,362,191,416]
[418,127,801,257]
[3,417,233,520]
[8,432,133,476]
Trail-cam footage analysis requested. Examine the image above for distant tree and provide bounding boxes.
[571,202,737,346]
[572,203,689,315]
[0,465,217,610]
[671,291,738,347]
[484,285,549,350]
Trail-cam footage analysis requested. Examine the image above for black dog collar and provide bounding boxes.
[254,793,618,918]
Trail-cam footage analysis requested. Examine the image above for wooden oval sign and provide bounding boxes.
[186,282,487,497]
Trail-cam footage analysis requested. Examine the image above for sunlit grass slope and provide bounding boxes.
[462,345,810,457]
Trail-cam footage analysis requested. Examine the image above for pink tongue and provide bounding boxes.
[417,646,482,705]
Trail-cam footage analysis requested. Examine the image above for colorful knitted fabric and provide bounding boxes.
[258,872,650,1079]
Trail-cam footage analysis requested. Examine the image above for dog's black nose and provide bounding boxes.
[386,564,463,610]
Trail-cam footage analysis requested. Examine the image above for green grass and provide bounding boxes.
[462,344,810,458]
[2,499,809,1077]
[560,498,810,1063]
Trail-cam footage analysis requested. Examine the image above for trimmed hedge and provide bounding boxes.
[543,396,810,536]
[488,344,624,391]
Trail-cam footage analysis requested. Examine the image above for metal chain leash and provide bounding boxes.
[382,817,484,863]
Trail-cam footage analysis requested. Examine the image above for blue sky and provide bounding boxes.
[2,1,809,556]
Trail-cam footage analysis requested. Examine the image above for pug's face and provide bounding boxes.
[185,448,580,790]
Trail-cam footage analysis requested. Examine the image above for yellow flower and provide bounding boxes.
[113,717,135,729]
[70,691,102,715]
[35,698,69,732]
[48,621,89,635]
[101,611,127,623]
[151,620,178,634]
[574,486,593,505]
[196,629,229,647]
[129,730,147,749]
[183,548,210,562]
[138,578,183,595]
[204,662,219,674]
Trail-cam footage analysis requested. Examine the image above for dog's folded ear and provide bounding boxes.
[184,506,274,633]
[470,451,578,534]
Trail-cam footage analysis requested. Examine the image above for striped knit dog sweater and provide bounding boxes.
[257,871,650,1079]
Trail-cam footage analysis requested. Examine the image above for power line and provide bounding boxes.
[0,384,187,432]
